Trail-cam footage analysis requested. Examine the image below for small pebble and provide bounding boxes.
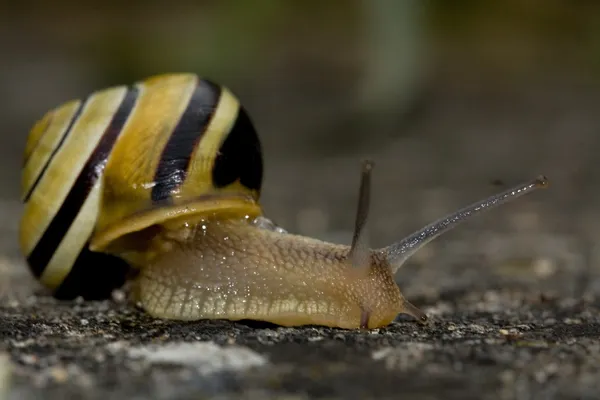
[111,289,126,303]
[49,367,69,383]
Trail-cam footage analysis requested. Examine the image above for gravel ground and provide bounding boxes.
[1,284,599,400]
[1,77,600,399]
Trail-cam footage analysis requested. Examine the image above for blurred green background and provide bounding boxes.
[1,0,600,297]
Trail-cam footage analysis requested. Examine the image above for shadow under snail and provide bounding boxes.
[19,73,548,329]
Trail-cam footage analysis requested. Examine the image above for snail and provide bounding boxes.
[19,73,548,329]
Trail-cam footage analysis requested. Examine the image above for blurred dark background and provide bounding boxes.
[1,0,600,299]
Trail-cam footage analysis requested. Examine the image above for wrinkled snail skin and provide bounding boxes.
[137,218,411,330]
[19,72,549,330]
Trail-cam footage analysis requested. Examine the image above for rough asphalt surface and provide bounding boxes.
[2,282,599,400]
[2,80,600,399]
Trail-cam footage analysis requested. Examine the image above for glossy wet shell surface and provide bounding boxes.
[19,73,263,299]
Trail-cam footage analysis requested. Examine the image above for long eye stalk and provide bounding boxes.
[348,160,374,269]
[382,175,548,273]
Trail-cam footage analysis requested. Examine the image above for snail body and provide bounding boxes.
[19,73,548,329]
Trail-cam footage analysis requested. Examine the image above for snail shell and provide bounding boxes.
[21,73,262,298]
[19,73,548,329]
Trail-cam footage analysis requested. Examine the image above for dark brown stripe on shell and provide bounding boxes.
[151,80,222,204]
[211,106,263,194]
[23,112,54,167]
[23,98,87,203]
[27,87,139,278]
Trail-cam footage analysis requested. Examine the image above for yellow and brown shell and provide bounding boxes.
[19,73,264,300]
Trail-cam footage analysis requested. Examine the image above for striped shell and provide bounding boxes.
[19,73,264,300]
